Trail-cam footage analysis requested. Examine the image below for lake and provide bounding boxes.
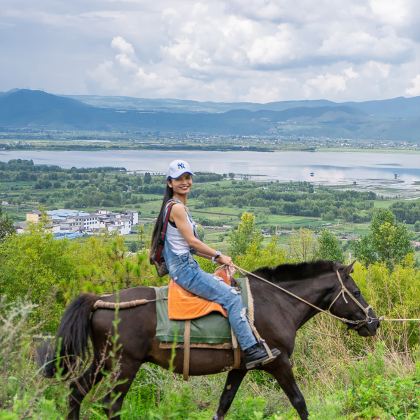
[1,149,419,190]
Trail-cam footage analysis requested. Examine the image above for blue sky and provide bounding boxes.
[1,0,420,102]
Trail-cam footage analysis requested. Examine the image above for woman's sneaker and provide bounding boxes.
[244,342,280,369]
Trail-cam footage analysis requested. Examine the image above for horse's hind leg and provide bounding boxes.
[102,356,142,419]
[68,359,103,420]
[213,369,247,420]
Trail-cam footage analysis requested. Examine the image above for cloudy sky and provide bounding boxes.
[1,0,420,102]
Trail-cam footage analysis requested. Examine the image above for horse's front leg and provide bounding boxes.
[264,354,308,420]
[213,369,247,420]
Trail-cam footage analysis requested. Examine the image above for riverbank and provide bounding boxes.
[2,143,419,154]
[1,137,419,154]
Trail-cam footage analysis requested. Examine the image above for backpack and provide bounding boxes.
[150,200,176,277]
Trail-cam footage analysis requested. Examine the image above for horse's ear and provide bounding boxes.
[345,260,356,275]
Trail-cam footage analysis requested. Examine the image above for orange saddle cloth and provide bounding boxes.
[168,267,233,320]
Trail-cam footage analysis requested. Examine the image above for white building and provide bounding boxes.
[23,209,139,237]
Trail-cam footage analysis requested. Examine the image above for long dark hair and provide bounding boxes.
[150,182,173,262]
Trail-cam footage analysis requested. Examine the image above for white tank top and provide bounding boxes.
[165,200,197,255]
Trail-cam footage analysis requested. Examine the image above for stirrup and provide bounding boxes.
[245,348,280,369]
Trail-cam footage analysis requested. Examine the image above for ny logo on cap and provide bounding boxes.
[177,162,185,169]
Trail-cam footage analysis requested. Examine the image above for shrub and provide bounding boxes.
[0,227,160,331]
[345,363,419,419]
[0,299,67,418]
[353,262,420,351]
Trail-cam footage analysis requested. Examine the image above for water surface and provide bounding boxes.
[1,149,419,188]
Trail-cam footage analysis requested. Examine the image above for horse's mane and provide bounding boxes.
[252,260,340,283]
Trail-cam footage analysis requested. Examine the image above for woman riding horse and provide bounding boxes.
[150,159,279,369]
[39,261,379,420]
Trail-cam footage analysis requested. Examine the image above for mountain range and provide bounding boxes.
[0,89,420,141]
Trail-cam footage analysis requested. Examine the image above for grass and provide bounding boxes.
[373,199,402,209]
[263,215,324,228]
[3,325,414,420]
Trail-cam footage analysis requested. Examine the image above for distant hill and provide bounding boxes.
[0,89,419,141]
[345,96,420,118]
[69,93,420,119]
[68,94,337,114]
[0,90,94,128]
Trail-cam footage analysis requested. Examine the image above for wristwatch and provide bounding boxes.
[212,251,222,263]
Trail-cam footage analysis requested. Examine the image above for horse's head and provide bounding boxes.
[328,261,380,337]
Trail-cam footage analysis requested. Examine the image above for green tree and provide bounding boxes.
[196,224,205,241]
[0,206,15,242]
[317,229,344,262]
[0,225,160,331]
[236,235,287,272]
[0,225,77,330]
[288,228,318,262]
[128,241,139,252]
[144,172,152,184]
[228,212,263,259]
[353,209,413,269]
[137,224,146,250]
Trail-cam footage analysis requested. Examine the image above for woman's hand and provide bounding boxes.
[217,254,233,266]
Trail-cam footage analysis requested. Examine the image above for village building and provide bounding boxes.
[20,209,139,238]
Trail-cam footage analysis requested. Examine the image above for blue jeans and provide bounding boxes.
[163,244,257,350]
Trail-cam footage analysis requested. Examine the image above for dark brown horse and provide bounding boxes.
[40,261,379,420]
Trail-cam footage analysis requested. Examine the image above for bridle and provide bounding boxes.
[328,270,376,330]
[232,264,378,330]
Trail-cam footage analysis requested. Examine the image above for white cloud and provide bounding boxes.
[319,28,412,62]
[111,36,135,56]
[110,36,138,70]
[246,25,298,67]
[364,61,391,78]
[406,74,420,96]
[87,61,120,93]
[304,68,359,97]
[369,0,409,26]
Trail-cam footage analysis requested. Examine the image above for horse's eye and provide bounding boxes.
[354,290,361,298]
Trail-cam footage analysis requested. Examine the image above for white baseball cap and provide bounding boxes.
[166,159,195,179]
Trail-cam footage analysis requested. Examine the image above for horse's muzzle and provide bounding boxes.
[355,317,380,337]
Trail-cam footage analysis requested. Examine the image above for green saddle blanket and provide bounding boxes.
[155,277,251,345]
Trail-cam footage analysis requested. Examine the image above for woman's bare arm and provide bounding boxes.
[170,204,232,264]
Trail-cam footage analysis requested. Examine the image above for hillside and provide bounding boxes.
[70,93,420,119]
[1,89,420,140]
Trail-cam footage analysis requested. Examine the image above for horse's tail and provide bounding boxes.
[37,293,99,378]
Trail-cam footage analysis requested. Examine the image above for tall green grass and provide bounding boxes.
[0,297,418,419]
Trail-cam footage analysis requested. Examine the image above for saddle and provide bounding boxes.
[167,267,231,320]
[154,267,254,380]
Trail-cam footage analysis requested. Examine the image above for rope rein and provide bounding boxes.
[231,263,420,325]
[232,264,368,326]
